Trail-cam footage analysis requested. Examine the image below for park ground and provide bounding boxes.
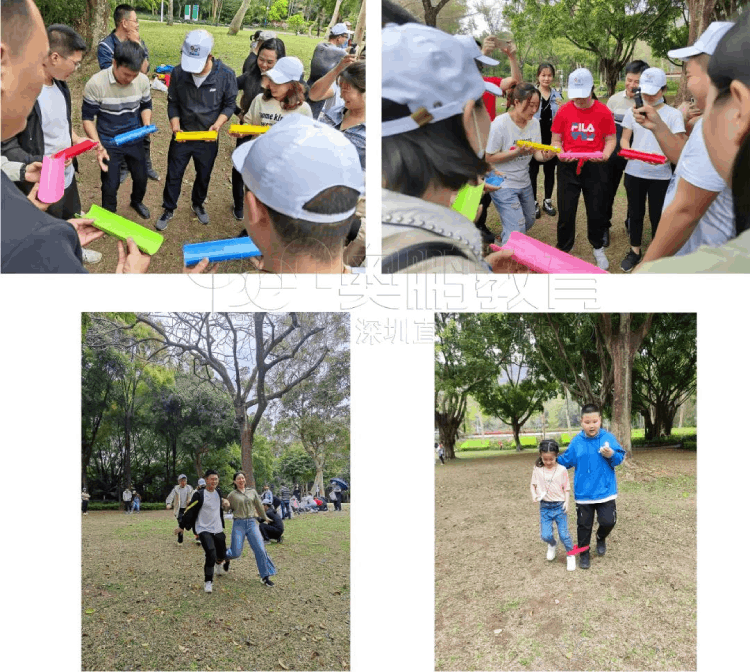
[82,506,350,671]
[435,449,696,671]
[65,21,330,273]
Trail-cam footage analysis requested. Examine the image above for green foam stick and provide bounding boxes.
[83,204,164,255]
[451,182,484,221]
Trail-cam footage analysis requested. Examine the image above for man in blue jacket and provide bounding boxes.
[557,403,626,569]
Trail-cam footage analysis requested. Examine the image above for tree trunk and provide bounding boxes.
[326,0,344,38]
[436,409,463,460]
[564,388,572,432]
[239,411,255,488]
[228,0,252,35]
[312,455,325,499]
[167,0,174,27]
[352,0,365,48]
[84,0,111,52]
[676,0,718,105]
[123,413,132,489]
[678,403,685,428]
[512,419,522,451]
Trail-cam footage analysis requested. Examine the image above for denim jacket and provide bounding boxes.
[533,88,564,122]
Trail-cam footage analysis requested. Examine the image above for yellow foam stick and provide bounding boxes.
[228,124,269,135]
[516,140,562,153]
[175,130,218,141]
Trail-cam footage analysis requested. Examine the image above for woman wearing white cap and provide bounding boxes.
[618,67,686,271]
[381,23,520,274]
[246,56,312,128]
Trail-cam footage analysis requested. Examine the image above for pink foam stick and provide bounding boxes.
[492,231,608,274]
[37,155,65,204]
[559,151,604,160]
[618,148,666,165]
[567,544,590,556]
[53,138,98,161]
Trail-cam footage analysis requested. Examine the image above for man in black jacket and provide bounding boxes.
[156,30,237,231]
[175,470,229,594]
[258,503,284,543]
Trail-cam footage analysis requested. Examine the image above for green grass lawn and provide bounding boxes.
[139,20,320,79]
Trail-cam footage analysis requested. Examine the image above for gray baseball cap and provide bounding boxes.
[231,115,364,223]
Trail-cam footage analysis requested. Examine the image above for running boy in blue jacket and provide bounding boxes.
[557,403,626,569]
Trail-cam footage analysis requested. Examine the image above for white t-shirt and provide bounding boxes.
[622,104,685,180]
[486,113,541,190]
[660,118,735,255]
[192,73,209,88]
[195,489,222,534]
[248,94,313,127]
[37,83,74,188]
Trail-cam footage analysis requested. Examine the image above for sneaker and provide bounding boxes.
[546,543,556,561]
[542,199,556,216]
[192,203,209,225]
[215,563,226,576]
[204,581,213,593]
[579,551,590,569]
[277,534,283,544]
[232,206,244,221]
[535,202,541,219]
[177,532,183,544]
[620,249,642,273]
[602,228,610,248]
[194,537,201,545]
[596,537,606,556]
[567,555,576,571]
[156,209,174,231]
[130,202,150,220]
[261,577,275,587]
[82,248,102,264]
[223,560,230,572]
[593,247,609,271]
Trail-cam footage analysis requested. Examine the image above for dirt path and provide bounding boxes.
[435,450,696,671]
[82,509,349,670]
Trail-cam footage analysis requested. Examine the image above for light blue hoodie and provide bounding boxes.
[557,429,625,502]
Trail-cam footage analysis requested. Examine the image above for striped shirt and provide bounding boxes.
[81,67,152,145]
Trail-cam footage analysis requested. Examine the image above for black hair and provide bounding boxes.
[581,403,601,416]
[537,62,556,83]
[261,79,308,111]
[625,60,649,75]
[114,4,136,27]
[382,0,420,25]
[240,37,286,113]
[113,39,145,72]
[47,24,87,58]
[382,103,490,197]
[536,439,560,467]
[260,185,361,262]
[509,82,541,108]
[707,10,750,235]
[339,60,365,94]
[204,469,218,478]
[232,471,246,488]
[1,0,33,57]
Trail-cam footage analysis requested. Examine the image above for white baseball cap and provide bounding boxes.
[178,474,187,480]
[231,115,364,224]
[264,56,304,84]
[455,34,500,67]
[567,68,594,99]
[667,21,735,60]
[181,30,213,73]
[331,23,353,36]
[382,23,492,137]
[639,67,667,95]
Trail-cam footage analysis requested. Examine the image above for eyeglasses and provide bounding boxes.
[61,54,82,70]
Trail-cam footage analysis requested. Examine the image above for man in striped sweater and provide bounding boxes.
[279,483,292,520]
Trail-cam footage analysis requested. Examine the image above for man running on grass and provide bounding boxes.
[166,474,193,544]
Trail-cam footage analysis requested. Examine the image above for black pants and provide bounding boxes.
[177,507,186,543]
[231,134,253,212]
[576,499,617,549]
[259,522,283,541]
[332,497,342,511]
[556,160,608,252]
[529,156,557,202]
[82,500,89,513]
[101,141,147,213]
[46,176,81,220]
[198,530,227,581]
[162,138,220,211]
[604,125,628,229]
[624,174,670,247]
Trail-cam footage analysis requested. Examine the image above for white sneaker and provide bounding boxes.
[215,564,226,576]
[567,555,576,571]
[546,543,556,561]
[593,247,609,271]
[82,248,102,264]
[204,581,212,593]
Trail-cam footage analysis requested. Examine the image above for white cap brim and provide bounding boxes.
[265,71,293,84]
[667,45,703,60]
[640,83,662,95]
[181,53,207,73]
[476,54,499,66]
[484,81,503,96]
[568,87,589,99]
[232,139,256,175]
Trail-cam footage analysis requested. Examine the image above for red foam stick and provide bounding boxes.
[618,148,666,165]
[53,139,98,161]
[559,151,604,160]
[567,545,590,556]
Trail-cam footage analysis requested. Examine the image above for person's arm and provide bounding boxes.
[634,104,687,163]
[309,53,357,101]
[96,40,112,69]
[620,127,632,151]
[604,435,626,467]
[214,69,238,130]
[486,144,533,164]
[81,120,109,171]
[165,487,175,508]
[639,179,719,263]
[209,113,229,133]
[502,42,522,88]
[601,133,616,161]
[166,71,181,133]
[530,469,540,501]
[139,78,152,126]
[562,470,570,512]
[556,441,575,468]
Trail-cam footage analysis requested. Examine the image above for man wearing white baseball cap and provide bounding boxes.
[307,23,351,119]
[156,30,237,231]
[637,21,735,267]
[381,23,520,274]
[230,115,363,273]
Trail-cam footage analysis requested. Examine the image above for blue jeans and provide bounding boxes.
[281,500,291,519]
[540,501,573,551]
[132,500,140,512]
[226,517,277,578]
[490,183,537,245]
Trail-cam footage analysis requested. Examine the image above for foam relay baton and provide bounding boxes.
[228,124,269,135]
[567,545,590,556]
[618,148,667,165]
[82,204,164,255]
[490,232,608,274]
[183,237,261,266]
[559,151,604,160]
[53,139,98,161]
[38,155,66,203]
[451,182,484,221]
[175,130,218,141]
[515,140,562,153]
[112,125,158,146]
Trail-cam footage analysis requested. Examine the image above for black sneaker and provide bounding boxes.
[156,209,174,231]
[620,249,642,273]
[596,537,606,556]
[277,534,283,544]
[535,202,541,219]
[223,560,230,572]
[192,203,209,225]
[232,206,244,221]
[579,550,590,569]
[542,199,556,216]
[262,577,275,587]
[602,228,610,248]
[130,202,150,220]
[177,532,183,544]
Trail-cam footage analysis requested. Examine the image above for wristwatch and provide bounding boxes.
[19,163,27,183]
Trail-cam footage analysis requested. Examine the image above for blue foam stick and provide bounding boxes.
[183,237,261,266]
[485,172,505,187]
[112,125,158,146]
[155,65,174,73]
